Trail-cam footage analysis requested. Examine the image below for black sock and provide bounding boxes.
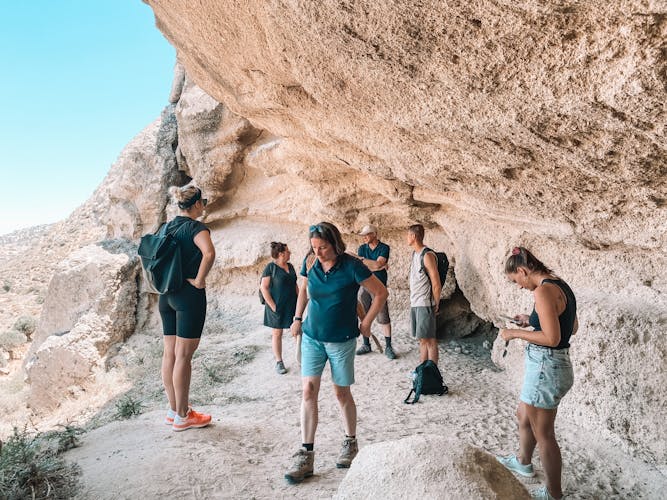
[362,337,371,346]
[302,443,314,451]
[385,336,392,347]
[345,434,356,440]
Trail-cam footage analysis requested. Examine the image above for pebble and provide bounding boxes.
[453,346,462,354]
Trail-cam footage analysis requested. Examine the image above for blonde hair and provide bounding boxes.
[168,185,201,210]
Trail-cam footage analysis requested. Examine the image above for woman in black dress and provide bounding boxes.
[260,242,298,374]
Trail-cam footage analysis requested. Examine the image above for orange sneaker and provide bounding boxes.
[172,409,212,431]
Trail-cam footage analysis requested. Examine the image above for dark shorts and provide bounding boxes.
[159,282,207,339]
[358,287,390,325]
[411,306,436,339]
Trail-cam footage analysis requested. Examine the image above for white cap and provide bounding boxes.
[359,224,378,235]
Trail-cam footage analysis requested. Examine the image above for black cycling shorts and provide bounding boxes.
[158,282,207,339]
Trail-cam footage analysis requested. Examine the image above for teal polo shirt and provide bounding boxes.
[300,253,372,343]
[357,241,390,285]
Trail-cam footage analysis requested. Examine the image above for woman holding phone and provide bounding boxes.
[496,247,578,500]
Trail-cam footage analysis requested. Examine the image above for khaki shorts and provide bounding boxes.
[358,287,390,325]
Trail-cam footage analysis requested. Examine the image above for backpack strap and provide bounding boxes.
[404,388,417,404]
[420,247,437,302]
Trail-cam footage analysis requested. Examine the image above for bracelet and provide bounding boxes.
[293,316,302,322]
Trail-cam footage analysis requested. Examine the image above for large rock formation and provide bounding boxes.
[25,242,140,411]
[140,0,666,466]
[336,435,530,499]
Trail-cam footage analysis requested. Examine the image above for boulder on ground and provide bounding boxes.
[335,435,530,500]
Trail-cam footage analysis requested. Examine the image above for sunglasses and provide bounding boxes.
[309,224,323,234]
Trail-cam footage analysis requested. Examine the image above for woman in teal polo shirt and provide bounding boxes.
[284,222,388,485]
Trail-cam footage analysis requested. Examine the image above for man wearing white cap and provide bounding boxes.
[356,224,395,359]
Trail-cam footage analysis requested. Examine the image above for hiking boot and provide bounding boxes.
[276,360,287,374]
[284,448,314,484]
[385,344,396,360]
[496,454,535,477]
[530,486,559,499]
[172,408,212,432]
[356,344,371,355]
[336,437,358,468]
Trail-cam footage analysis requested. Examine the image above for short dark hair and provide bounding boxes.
[309,222,346,256]
[270,241,287,259]
[505,247,553,275]
[408,224,425,243]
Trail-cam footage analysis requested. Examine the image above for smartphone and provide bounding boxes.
[501,315,521,325]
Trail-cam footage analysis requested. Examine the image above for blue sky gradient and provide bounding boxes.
[1,1,175,234]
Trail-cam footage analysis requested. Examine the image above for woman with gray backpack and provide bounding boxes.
[260,241,298,374]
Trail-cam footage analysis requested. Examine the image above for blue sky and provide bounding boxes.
[0,1,175,235]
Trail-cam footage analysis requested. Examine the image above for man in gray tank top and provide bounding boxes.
[406,224,441,364]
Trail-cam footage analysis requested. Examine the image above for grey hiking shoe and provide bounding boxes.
[496,454,535,477]
[285,448,314,484]
[530,486,558,499]
[385,344,396,360]
[356,344,371,355]
[336,437,358,468]
[276,360,287,374]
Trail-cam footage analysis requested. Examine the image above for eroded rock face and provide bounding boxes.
[141,1,666,465]
[336,435,530,499]
[25,243,139,411]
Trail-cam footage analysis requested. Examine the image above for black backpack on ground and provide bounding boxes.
[138,221,185,295]
[404,360,448,404]
[420,247,449,288]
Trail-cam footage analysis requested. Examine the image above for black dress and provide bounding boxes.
[262,262,298,329]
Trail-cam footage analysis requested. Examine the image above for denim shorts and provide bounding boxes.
[520,344,574,409]
[301,334,356,387]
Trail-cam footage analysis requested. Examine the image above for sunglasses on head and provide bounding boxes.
[309,224,323,234]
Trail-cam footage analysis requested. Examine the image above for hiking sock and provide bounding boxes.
[384,336,392,347]
[362,336,371,346]
[302,443,314,451]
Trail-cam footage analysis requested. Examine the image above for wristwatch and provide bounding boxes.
[293,316,302,322]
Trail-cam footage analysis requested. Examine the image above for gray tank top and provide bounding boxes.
[409,250,435,307]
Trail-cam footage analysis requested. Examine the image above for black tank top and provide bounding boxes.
[528,278,577,349]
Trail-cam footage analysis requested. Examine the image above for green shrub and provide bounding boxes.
[114,396,144,419]
[0,330,27,351]
[2,281,9,292]
[0,427,81,499]
[12,316,37,339]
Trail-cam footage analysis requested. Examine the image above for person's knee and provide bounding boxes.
[334,387,353,405]
[303,381,318,402]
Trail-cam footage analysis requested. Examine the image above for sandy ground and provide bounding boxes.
[59,297,666,500]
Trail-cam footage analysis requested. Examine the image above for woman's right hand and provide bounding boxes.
[290,320,302,338]
[514,314,530,327]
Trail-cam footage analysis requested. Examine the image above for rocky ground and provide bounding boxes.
[55,297,666,499]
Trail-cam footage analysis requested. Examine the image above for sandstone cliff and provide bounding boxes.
[4,0,664,478]
[141,0,666,465]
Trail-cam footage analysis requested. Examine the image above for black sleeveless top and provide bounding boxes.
[528,278,577,349]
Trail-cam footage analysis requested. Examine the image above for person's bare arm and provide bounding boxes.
[360,256,388,272]
[423,252,441,313]
[290,278,309,337]
[501,285,562,347]
[260,275,276,312]
[358,275,388,337]
[188,230,215,289]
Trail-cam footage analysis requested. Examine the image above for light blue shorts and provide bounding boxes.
[301,334,356,387]
[520,344,574,410]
